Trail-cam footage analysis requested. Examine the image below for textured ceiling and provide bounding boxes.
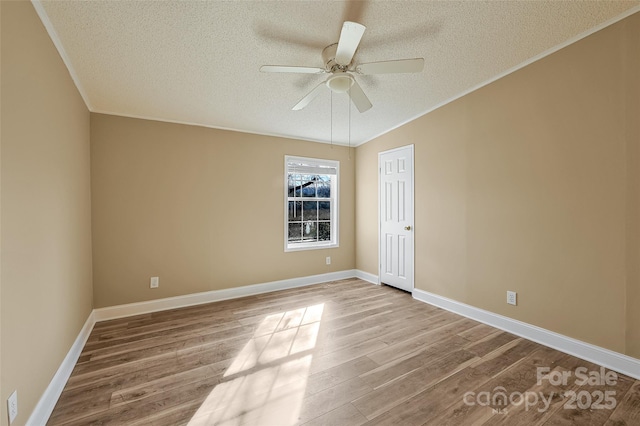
[35,1,640,146]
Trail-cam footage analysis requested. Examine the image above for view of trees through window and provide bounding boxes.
[287,174,332,244]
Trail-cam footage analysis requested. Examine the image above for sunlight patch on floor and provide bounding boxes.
[187,304,324,425]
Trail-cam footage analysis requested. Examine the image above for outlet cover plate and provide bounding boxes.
[150,277,159,288]
[507,291,517,306]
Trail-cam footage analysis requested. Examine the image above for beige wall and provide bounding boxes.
[625,15,640,358]
[0,2,93,425]
[90,114,355,308]
[0,1,3,421]
[357,13,640,357]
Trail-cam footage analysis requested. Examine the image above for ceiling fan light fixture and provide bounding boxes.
[326,74,354,93]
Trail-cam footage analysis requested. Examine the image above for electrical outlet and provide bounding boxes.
[7,390,18,424]
[507,291,517,306]
[150,277,159,288]
[326,256,331,265]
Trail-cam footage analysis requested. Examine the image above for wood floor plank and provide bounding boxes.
[540,372,634,425]
[463,331,519,357]
[301,403,368,426]
[65,333,247,387]
[109,362,225,407]
[367,317,479,365]
[360,333,469,389]
[373,310,461,347]
[457,323,503,343]
[352,348,479,419]
[605,380,640,426]
[306,356,379,396]
[427,346,564,425]
[307,337,389,376]
[364,367,494,426]
[47,280,640,426]
[469,338,543,377]
[481,364,579,426]
[297,376,373,424]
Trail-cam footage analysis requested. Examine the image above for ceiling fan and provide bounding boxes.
[260,21,424,113]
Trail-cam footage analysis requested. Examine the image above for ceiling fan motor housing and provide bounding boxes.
[322,43,344,72]
[323,43,354,93]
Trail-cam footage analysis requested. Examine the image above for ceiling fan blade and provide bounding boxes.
[292,82,326,110]
[335,21,366,66]
[260,65,326,74]
[348,79,372,113]
[356,58,425,75]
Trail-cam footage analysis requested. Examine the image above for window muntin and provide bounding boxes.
[285,156,339,251]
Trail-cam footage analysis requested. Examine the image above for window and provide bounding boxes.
[285,156,339,251]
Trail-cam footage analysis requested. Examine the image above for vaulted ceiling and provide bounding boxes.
[35,1,640,145]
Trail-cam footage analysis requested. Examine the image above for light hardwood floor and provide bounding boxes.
[49,279,640,425]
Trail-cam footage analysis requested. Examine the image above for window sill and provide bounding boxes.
[285,242,339,252]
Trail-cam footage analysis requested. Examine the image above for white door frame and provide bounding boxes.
[378,144,415,292]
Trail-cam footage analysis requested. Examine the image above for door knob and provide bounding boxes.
[404,226,411,231]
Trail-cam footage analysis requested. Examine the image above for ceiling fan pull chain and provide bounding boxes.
[348,85,351,160]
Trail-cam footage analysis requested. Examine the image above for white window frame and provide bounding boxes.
[284,155,339,252]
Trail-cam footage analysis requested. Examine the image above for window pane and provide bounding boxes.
[318,222,331,241]
[288,223,302,242]
[303,201,318,220]
[317,177,331,198]
[318,201,331,220]
[302,221,317,241]
[301,175,316,197]
[288,173,304,197]
[288,174,296,197]
[288,201,302,221]
[295,176,303,197]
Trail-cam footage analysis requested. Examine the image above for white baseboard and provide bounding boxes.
[31,270,364,423]
[27,311,96,426]
[355,269,379,285]
[412,288,640,380]
[94,269,359,322]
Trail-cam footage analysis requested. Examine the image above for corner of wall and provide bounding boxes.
[624,11,640,359]
[1,2,94,424]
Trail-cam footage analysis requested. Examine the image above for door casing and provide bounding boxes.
[378,144,415,292]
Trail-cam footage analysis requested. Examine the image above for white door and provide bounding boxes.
[379,145,414,292]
